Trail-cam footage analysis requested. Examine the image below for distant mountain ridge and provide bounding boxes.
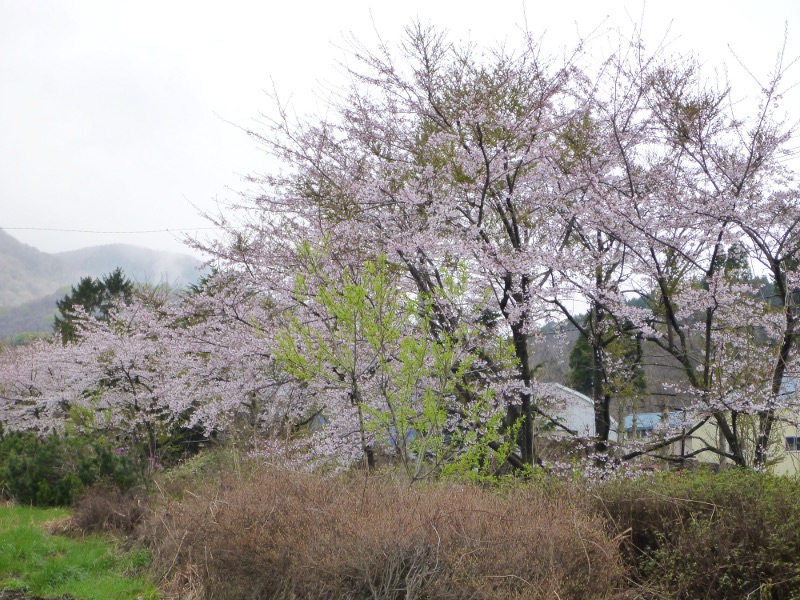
[0,290,64,342]
[0,229,205,340]
[0,230,65,306]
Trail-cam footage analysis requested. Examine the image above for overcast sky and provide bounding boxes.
[2,1,798,259]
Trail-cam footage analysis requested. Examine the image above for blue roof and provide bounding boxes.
[624,411,686,432]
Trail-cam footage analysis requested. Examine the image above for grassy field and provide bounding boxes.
[0,504,158,600]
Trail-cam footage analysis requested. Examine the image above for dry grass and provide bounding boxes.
[70,484,149,536]
[142,468,623,599]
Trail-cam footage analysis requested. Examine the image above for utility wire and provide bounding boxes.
[2,227,221,234]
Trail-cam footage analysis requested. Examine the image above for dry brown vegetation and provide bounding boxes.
[70,484,148,536]
[138,468,623,600]
[61,453,800,599]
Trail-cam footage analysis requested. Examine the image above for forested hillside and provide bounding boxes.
[0,230,65,306]
[0,229,203,340]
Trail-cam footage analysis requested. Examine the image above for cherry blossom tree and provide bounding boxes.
[202,23,590,468]
[3,22,797,475]
[609,45,800,468]
[207,22,798,470]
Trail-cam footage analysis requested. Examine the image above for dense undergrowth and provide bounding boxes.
[141,459,800,599]
[597,470,800,599]
[0,431,141,507]
[5,440,800,599]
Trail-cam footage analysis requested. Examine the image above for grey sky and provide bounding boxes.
[1,1,798,258]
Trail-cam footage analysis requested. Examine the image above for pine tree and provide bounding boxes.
[54,268,134,343]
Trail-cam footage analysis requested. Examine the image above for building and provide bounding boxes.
[536,382,618,441]
[622,376,800,475]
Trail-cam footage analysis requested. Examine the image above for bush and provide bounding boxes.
[596,469,800,600]
[71,484,148,535]
[0,431,142,506]
[143,468,623,599]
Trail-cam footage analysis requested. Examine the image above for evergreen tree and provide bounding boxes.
[54,268,134,343]
[567,321,646,400]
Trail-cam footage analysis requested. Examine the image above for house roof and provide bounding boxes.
[624,411,688,432]
[539,382,593,406]
[535,382,619,437]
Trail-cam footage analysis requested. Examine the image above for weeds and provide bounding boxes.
[46,446,800,600]
[70,484,148,536]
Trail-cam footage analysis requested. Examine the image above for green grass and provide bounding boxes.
[0,504,158,599]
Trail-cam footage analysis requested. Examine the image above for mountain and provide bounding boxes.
[0,290,64,343]
[0,229,65,306]
[0,229,205,340]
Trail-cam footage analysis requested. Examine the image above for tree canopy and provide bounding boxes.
[1,22,799,475]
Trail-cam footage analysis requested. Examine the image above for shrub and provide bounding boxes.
[0,431,142,506]
[143,468,623,599]
[596,469,800,600]
[71,484,148,535]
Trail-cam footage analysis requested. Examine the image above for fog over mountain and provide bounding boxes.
[55,244,204,290]
[0,229,204,340]
[0,229,65,306]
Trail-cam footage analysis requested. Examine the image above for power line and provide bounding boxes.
[2,227,221,234]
